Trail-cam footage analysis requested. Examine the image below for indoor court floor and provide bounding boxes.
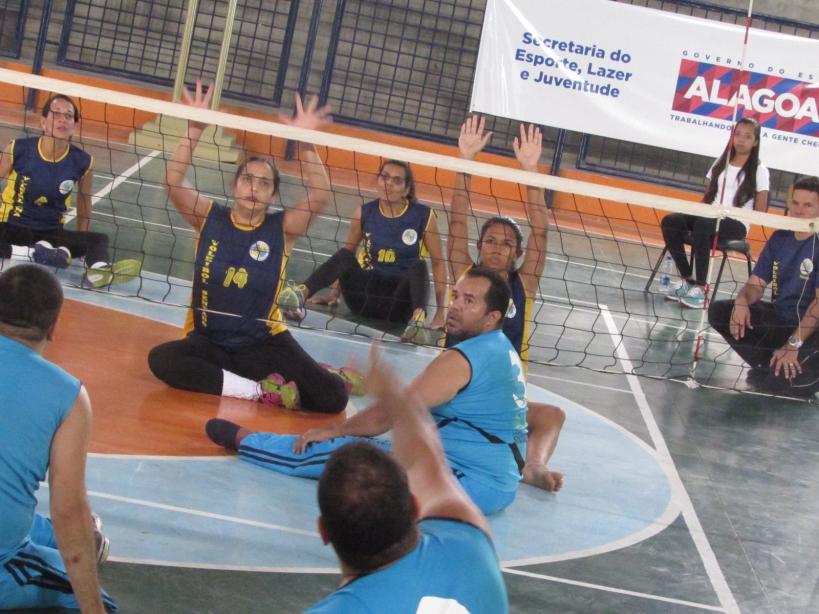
[2,128,818,614]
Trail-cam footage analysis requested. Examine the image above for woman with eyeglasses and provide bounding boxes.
[279,159,447,343]
[0,94,140,287]
[147,81,350,414]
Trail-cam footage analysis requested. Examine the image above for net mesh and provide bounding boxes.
[0,69,815,398]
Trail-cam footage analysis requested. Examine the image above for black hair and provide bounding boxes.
[233,156,280,195]
[464,266,512,325]
[792,176,819,199]
[41,94,80,123]
[0,265,64,342]
[478,216,524,251]
[378,159,416,201]
[703,117,762,208]
[317,441,417,572]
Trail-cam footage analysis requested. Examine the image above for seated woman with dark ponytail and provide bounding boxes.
[279,160,447,343]
[660,117,769,309]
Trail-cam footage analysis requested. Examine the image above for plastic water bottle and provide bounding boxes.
[657,254,673,293]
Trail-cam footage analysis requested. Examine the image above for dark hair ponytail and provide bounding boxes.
[702,117,761,208]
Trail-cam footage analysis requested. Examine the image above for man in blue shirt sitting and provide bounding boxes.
[708,176,819,396]
[306,342,508,613]
[0,264,115,611]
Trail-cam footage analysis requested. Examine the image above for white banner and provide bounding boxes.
[470,0,819,176]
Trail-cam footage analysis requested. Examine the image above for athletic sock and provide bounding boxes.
[221,370,262,400]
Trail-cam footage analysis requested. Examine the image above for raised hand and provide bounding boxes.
[180,80,214,131]
[459,115,493,160]
[513,123,542,172]
[279,93,333,131]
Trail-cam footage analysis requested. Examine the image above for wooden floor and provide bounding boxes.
[44,299,349,456]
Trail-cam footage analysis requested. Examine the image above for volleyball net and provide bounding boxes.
[0,69,814,396]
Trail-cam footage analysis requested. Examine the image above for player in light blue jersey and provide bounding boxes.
[308,342,507,613]
[0,265,115,612]
[208,267,527,515]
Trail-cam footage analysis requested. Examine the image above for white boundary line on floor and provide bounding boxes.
[63,150,162,223]
[503,568,724,612]
[600,304,740,614]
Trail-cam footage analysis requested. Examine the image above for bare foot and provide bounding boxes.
[522,464,564,492]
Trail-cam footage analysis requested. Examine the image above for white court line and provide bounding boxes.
[503,568,724,612]
[526,371,632,394]
[64,150,162,223]
[600,305,740,614]
[85,490,319,538]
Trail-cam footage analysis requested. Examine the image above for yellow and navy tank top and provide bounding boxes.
[0,137,92,230]
[358,199,433,276]
[184,203,288,347]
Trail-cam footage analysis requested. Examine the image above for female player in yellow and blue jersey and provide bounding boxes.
[147,81,349,414]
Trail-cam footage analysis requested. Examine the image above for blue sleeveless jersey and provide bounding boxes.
[306,518,508,614]
[358,199,432,276]
[0,336,80,559]
[185,203,288,347]
[433,329,527,492]
[1,137,92,230]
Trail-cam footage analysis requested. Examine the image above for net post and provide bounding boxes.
[129,0,239,162]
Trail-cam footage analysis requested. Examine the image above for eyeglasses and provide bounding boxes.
[49,109,76,122]
[378,172,406,187]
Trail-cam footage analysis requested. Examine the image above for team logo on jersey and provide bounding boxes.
[35,196,48,205]
[248,241,270,262]
[800,258,814,279]
[505,299,517,319]
[58,180,75,195]
[402,228,419,245]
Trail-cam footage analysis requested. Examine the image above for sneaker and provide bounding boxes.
[205,418,241,451]
[680,285,705,309]
[258,373,300,409]
[278,281,306,321]
[83,259,142,289]
[401,311,428,344]
[666,280,691,302]
[321,364,366,396]
[91,512,110,564]
[33,241,71,268]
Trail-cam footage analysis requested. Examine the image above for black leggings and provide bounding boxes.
[660,214,746,286]
[147,330,348,413]
[708,299,819,394]
[0,223,110,264]
[305,248,430,323]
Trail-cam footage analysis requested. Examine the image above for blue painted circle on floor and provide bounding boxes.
[39,328,676,569]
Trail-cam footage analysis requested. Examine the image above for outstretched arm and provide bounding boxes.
[0,141,12,180]
[76,163,94,233]
[49,387,105,614]
[165,80,215,231]
[514,124,548,298]
[366,343,488,533]
[282,95,333,246]
[422,212,448,328]
[449,116,492,281]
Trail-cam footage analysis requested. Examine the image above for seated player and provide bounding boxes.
[147,82,351,413]
[0,265,115,612]
[660,117,769,309]
[708,176,819,396]
[450,116,565,491]
[207,268,528,516]
[278,160,447,343]
[305,343,507,613]
[0,94,141,288]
